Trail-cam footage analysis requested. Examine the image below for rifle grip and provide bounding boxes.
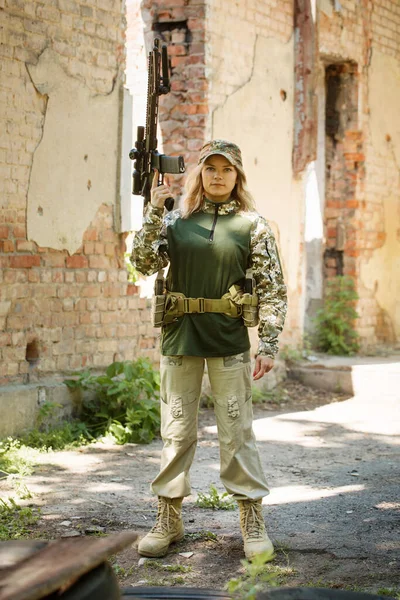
[164,197,174,211]
[158,173,174,211]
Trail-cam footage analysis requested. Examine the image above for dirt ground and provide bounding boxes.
[2,380,399,596]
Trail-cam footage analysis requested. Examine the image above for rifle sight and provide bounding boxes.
[129,40,185,211]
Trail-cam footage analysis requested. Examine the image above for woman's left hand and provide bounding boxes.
[253,355,274,380]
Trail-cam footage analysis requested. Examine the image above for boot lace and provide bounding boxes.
[240,501,264,540]
[151,498,180,534]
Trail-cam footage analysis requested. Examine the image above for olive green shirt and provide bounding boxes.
[131,197,287,358]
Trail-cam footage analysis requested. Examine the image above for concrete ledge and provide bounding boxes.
[288,354,400,397]
[288,365,353,394]
[0,382,81,438]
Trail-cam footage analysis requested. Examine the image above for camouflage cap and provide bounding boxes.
[198,139,243,168]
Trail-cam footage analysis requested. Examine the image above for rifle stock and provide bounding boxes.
[129,39,185,212]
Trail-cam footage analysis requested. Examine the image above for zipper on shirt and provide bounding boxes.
[265,242,273,282]
[209,204,219,242]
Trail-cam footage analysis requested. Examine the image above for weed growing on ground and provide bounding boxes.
[0,497,40,541]
[143,561,190,587]
[303,580,398,596]
[280,336,312,363]
[200,392,215,408]
[225,552,295,599]
[185,530,218,541]
[377,588,400,599]
[144,562,191,574]
[19,421,92,451]
[12,481,33,500]
[65,358,161,444]
[251,386,290,405]
[112,563,126,576]
[0,438,37,477]
[196,484,236,511]
[112,562,136,578]
[314,275,360,355]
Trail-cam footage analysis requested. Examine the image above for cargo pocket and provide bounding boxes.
[161,393,198,421]
[161,355,183,367]
[227,396,240,419]
[171,395,183,418]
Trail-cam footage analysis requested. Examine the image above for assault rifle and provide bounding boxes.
[129,38,185,212]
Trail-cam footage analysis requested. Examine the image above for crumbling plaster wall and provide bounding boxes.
[319,0,400,346]
[27,48,120,253]
[207,0,304,347]
[361,50,400,340]
[0,0,159,385]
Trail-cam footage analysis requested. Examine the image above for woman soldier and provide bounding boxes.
[131,139,287,561]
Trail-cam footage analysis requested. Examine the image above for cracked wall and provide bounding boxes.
[318,0,400,347]
[212,34,305,345]
[360,50,400,340]
[27,49,120,254]
[0,1,160,384]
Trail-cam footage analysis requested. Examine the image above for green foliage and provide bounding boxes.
[0,497,40,541]
[195,484,236,511]
[225,553,282,599]
[377,589,400,600]
[314,276,360,355]
[19,421,92,451]
[0,438,36,477]
[125,251,138,283]
[36,401,63,428]
[200,392,214,408]
[280,335,312,363]
[185,530,218,541]
[144,562,191,574]
[251,386,289,405]
[65,358,161,444]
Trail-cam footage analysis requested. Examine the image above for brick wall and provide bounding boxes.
[207,0,293,115]
[319,0,400,347]
[136,0,208,192]
[0,0,159,385]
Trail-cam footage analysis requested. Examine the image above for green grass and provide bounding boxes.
[185,530,218,541]
[0,497,40,541]
[225,552,295,599]
[377,588,400,599]
[251,385,290,405]
[195,485,236,511]
[303,580,400,598]
[144,562,192,574]
[143,561,191,587]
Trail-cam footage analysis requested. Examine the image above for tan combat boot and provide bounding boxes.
[138,496,184,557]
[238,499,275,561]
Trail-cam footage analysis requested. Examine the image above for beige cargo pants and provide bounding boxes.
[151,351,270,501]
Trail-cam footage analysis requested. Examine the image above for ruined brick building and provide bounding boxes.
[1,0,400,427]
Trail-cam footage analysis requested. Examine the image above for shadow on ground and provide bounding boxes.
[1,389,399,594]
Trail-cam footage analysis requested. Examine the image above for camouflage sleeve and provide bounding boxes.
[130,204,169,276]
[249,215,288,358]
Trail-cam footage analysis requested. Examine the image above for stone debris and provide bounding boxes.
[61,530,81,538]
[179,551,194,558]
[85,525,105,533]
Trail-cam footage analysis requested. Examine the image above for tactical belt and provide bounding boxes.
[162,285,258,324]
[168,294,241,316]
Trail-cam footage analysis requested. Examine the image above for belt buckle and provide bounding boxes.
[183,298,190,313]
[198,298,205,313]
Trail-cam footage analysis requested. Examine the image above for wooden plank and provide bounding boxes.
[0,531,138,600]
[0,541,48,570]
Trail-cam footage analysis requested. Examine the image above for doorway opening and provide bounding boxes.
[324,61,359,280]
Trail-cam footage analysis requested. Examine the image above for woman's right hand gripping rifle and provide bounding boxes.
[151,169,174,209]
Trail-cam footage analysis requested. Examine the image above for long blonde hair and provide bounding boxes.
[181,161,256,218]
